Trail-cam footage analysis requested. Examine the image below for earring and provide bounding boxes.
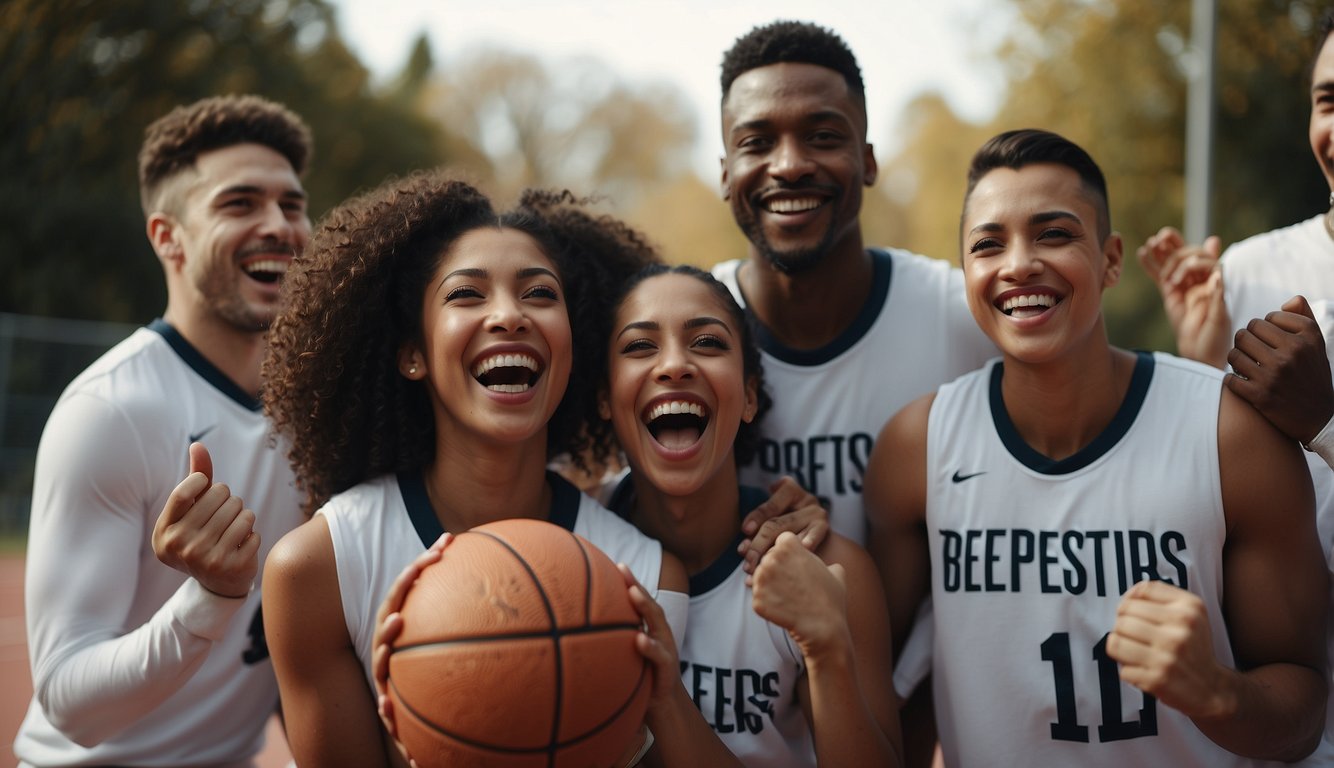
[409,365,419,375]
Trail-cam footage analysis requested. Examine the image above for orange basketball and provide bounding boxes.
[387,518,651,768]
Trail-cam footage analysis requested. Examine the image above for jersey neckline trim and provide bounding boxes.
[747,248,893,366]
[396,469,580,549]
[147,318,261,411]
[989,350,1154,475]
[607,476,764,596]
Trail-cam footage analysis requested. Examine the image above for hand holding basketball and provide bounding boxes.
[384,519,650,768]
[152,442,259,598]
[1106,579,1235,719]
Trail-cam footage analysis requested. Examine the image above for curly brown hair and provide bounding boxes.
[263,172,660,515]
[138,94,311,215]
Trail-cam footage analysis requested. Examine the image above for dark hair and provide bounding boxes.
[1310,9,1334,83]
[720,20,865,118]
[263,172,657,515]
[138,94,311,215]
[963,128,1111,243]
[604,264,772,466]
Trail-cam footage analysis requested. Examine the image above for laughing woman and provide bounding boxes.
[598,265,903,767]
[259,172,688,767]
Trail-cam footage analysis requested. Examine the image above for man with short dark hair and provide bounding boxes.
[15,94,311,766]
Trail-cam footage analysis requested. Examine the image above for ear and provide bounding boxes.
[397,344,426,380]
[720,156,731,201]
[862,142,878,186]
[741,375,760,424]
[1102,232,1124,289]
[147,213,183,270]
[596,387,612,421]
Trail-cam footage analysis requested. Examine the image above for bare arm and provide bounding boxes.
[264,516,396,767]
[754,532,903,767]
[1107,387,1327,761]
[864,395,933,660]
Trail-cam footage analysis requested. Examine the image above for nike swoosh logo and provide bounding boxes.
[188,424,217,443]
[951,470,985,483]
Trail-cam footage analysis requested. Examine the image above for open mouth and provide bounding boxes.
[999,293,1060,318]
[242,258,289,285]
[643,400,710,450]
[472,353,541,394]
[763,196,825,214]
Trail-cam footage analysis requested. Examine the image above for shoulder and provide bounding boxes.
[265,514,337,589]
[879,391,937,443]
[1222,214,1323,265]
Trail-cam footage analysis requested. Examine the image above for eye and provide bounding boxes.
[221,198,254,210]
[621,338,657,355]
[809,129,844,144]
[691,334,730,351]
[444,286,483,302]
[1037,227,1075,243]
[523,285,560,302]
[968,237,1002,255]
[737,135,773,151]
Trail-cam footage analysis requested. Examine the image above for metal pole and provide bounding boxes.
[1185,0,1218,243]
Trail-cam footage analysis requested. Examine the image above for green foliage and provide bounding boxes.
[0,0,464,322]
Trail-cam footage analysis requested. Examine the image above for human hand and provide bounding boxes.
[751,532,849,660]
[1226,295,1334,445]
[1106,580,1234,719]
[375,533,451,764]
[1136,227,1230,366]
[152,442,259,598]
[738,476,829,576]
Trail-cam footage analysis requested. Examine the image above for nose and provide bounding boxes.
[654,341,694,382]
[998,241,1044,282]
[487,292,530,334]
[256,199,301,245]
[768,136,816,183]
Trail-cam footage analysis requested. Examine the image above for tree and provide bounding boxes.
[0,0,473,322]
[419,48,697,208]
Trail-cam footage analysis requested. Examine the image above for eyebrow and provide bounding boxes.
[728,110,852,139]
[968,209,1081,237]
[437,265,561,293]
[214,184,307,201]
[616,315,732,340]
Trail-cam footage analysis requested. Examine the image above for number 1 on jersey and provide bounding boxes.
[1041,631,1158,743]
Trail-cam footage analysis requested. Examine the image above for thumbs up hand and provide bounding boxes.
[152,442,260,598]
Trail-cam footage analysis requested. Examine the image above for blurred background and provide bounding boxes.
[0,0,1327,536]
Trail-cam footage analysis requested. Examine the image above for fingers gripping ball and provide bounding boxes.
[387,519,650,768]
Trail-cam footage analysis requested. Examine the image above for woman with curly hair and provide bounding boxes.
[259,171,694,767]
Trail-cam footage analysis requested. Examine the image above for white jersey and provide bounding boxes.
[713,248,995,545]
[926,352,1262,767]
[16,320,303,768]
[607,480,816,767]
[320,470,669,694]
[1223,216,1334,767]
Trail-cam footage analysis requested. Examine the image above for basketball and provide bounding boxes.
[386,518,651,768]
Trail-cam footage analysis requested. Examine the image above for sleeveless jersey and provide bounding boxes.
[17,320,303,767]
[608,480,816,767]
[712,248,995,545]
[320,470,667,693]
[1223,216,1334,767]
[927,352,1256,767]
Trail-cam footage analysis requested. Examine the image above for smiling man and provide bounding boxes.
[16,95,311,767]
[709,23,996,763]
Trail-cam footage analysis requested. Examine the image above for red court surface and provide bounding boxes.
[2,553,293,766]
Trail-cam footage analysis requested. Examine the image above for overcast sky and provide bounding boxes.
[327,0,1011,176]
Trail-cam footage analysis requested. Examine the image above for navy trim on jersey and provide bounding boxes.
[990,351,1155,474]
[397,470,580,549]
[748,249,893,366]
[148,318,261,411]
[688,485,771,595]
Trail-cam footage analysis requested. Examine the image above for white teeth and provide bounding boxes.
[488,383,530,394]
[243,259,289,275]
[644,400,707,422]
[765,198,821,213]
[1001,294,1056,312]
[472,354,539,378]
